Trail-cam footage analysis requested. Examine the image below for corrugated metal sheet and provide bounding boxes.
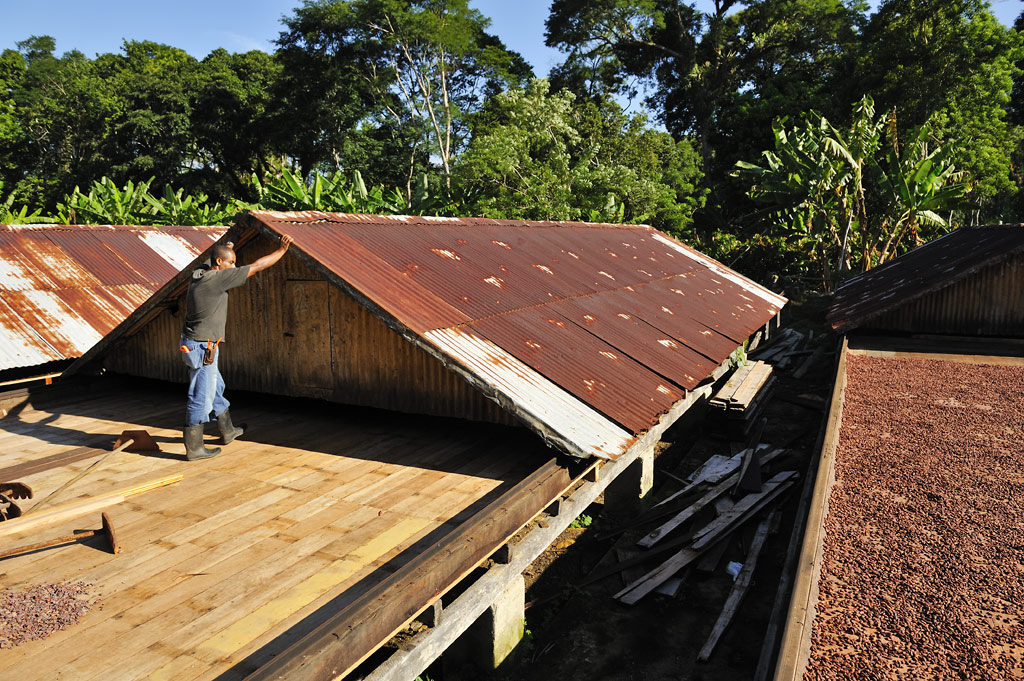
[469,306,684,433]
[249,211,784,456]
[0,224,225,371]
[828,225,1024,332]
[424,327,634,459]
[868,256,1024,337]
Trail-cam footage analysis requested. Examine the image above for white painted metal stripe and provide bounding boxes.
[651,233,788,309]
[0,297,62,369]
[137,232,200,271]
[424,327,633,459]
[18,290,104,354]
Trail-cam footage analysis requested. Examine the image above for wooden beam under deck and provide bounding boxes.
[0,379,554,681]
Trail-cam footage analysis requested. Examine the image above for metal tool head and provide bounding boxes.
[0,482,32,500]
[113,429,159,452]
[101,512,121,554]
[0,492,23,521]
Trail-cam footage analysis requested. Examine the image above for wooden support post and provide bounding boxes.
[491,543,514,565]
[414,601,443,630]
[603,446,654,518]
[444,574,525,678]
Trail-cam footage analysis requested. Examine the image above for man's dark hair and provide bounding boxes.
[212,245,235,263]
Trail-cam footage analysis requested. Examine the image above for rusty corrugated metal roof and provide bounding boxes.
[245,211,785,458]
[0,224,225,371]
[828,225,1024,332]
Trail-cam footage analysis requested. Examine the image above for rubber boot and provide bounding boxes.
[184,424,221,461]
[216,409,245,445]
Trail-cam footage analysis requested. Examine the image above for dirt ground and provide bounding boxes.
[419,293,837,681]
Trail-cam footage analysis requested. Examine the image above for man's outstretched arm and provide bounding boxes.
[247,234,294,277]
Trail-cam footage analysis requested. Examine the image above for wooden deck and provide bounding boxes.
[0,379,552,680]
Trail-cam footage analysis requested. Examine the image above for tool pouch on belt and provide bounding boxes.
[203,338,222,365]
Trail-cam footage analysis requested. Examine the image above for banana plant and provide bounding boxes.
[733,116,852,290]
[56,176,158,225]
[0,182,50,224]
[249,167,465,216]
[868,122,972,265]
[819,96,886,272]
[143,185,243,226]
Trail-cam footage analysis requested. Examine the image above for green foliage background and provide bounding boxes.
[0,0,1021,289]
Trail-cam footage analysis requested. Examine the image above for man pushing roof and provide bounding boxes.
[179,234,294,460]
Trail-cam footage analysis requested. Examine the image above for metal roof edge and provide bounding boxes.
[649,233,788,309]
[424,327,634,460]
[829,229,1024,331]
[247,209,654,231]
[0,223,226,232]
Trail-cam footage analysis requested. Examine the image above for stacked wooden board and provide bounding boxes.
[709,361,774,434]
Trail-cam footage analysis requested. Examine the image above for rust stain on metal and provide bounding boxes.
[252,211,784,444]
[0,224,225,371]
[829,224,1024,332]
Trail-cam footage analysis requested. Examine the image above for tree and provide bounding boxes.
[0,48,27,197]
[717,0,866,171]
[733,99,971,287]
[190,48,281,201]
[273,0,383,178]
[96,41,199,193]
[455,79,704,231]
[867,120,972,264]
[544,0,869,237]
[276,0,531,193]
[546,0,745,168]
[360,0,532,182]
[6,38,121,208]
[733,112,854,287]
[856,0,1023,208]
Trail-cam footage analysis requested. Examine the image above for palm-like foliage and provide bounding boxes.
[249,166,463,216]
[54,177,240,225]
[56,177,157,225]
[869,122,972,265]
[144,186,245,226]
[0,182,49,224]
[734,96,972,288]
[733,114,853,288]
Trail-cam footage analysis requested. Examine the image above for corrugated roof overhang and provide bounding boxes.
[828,224,1024,332]
[0,224,225,371]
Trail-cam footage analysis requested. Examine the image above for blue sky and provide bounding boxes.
[0,1,1019,77]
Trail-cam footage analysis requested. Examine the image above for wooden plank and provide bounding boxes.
[636,448,782,548]
[62,487,382,680]
[244,458,573,681]
[358,415,682,681]
[732,363,772,410]
[710,363,753,407]
[691,473,795,551]
[771,338,849,681]
[697,512,776,661]
[70,553,340,681]
[0,443,113,481]
[0,474,182,539]
[183,517,433,671]
[618,472,796,604]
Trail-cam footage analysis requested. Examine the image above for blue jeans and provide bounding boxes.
[180,337,229,427]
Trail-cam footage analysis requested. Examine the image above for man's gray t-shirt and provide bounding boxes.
[181,265,251,342]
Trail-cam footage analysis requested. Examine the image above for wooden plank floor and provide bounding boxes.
[0,379,551,680]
